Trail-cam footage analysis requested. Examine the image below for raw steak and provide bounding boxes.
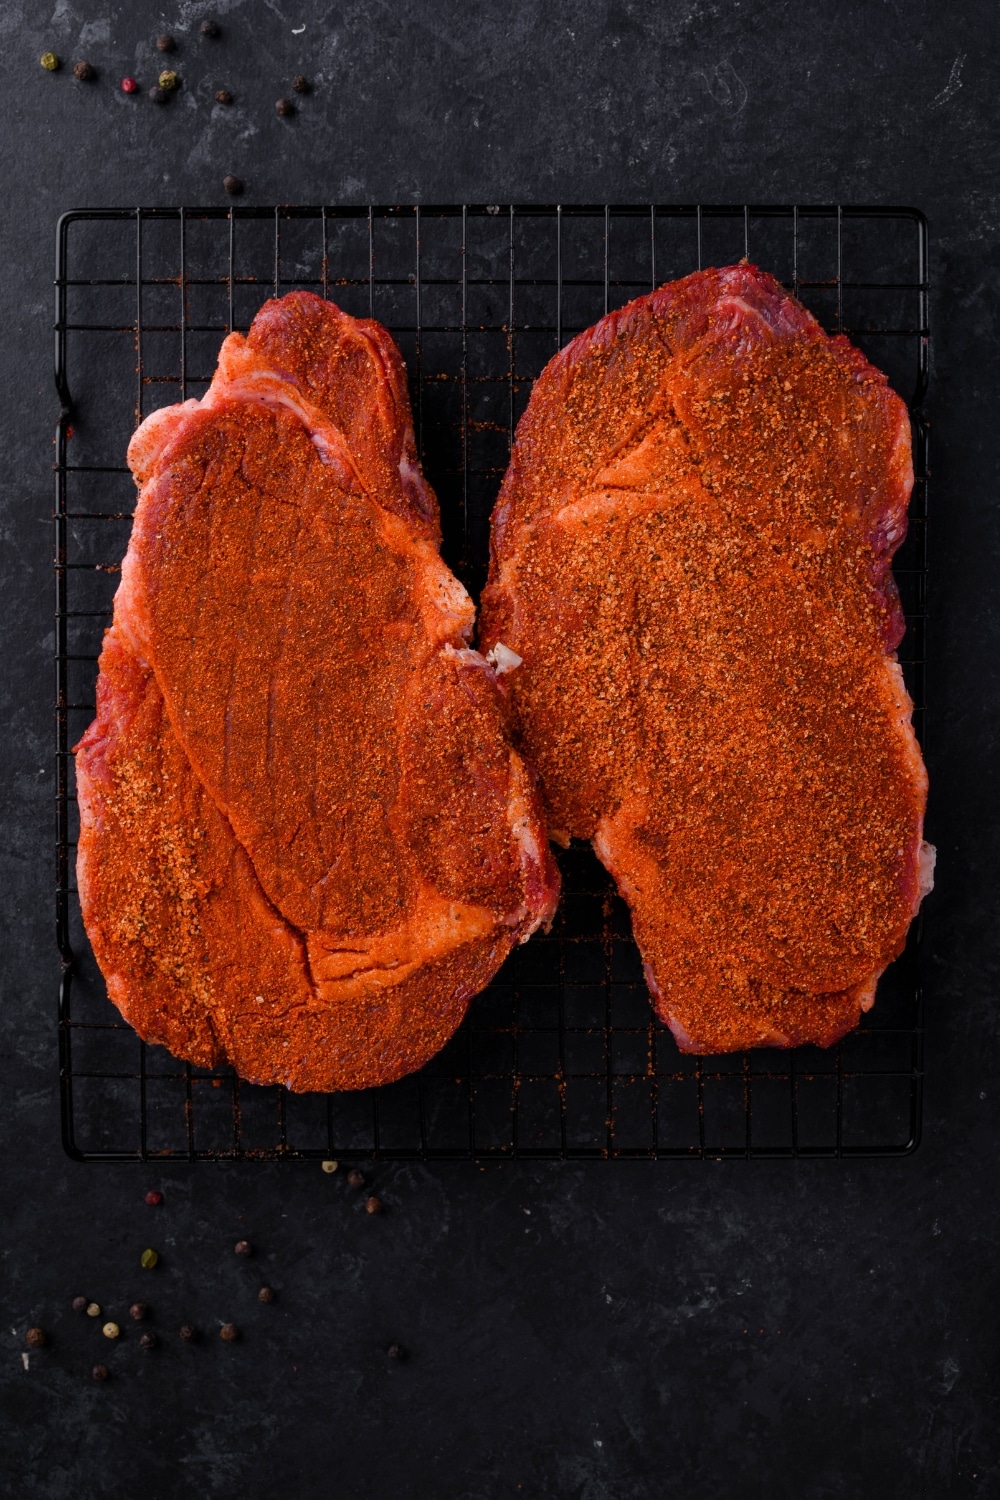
[480,265,933,1052]
[76,291,559,1091]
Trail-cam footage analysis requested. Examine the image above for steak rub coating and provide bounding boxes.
[76,291,559,1090]
[480,265,933,1052]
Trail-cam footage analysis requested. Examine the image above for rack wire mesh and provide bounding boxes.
[55,204,929,1161]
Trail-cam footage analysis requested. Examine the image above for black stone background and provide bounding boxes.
[1,2,997,1496]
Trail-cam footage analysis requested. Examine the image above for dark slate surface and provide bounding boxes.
[1,2,998,1495]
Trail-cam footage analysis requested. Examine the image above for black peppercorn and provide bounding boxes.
[258,1286,275,1303]
[73,60,95,81]
[275,97,295,117]
[292,75,310,94]
[129,1302,147,1322]
[179,1324,197,1341]
[72,1296,88,1314]
[139,1331,158,1350]
[219,1323,239,1342]
[200,19,220,37]
[215,88,232,104]
[223,174,243,196]
[91,1363,109,1381]
[347,1168,365,1188]
[234,1239,252,1257]
[26,1328,46,1348]
[156,34,175,52]
[365,1195,383,1215]
[387,1343,406,1361]
[149,85,169,104]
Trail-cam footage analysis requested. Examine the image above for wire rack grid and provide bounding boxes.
[54,204,929,1162]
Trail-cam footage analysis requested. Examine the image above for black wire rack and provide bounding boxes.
[54,204,929,1162]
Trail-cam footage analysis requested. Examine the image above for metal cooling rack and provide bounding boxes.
[54,204,929,1161]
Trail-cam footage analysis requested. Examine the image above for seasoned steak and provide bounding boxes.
[480,265,933,1052]
[76,292,559,1090]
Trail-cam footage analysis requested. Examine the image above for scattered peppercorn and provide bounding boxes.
[321,1159,339,1174]
[275,97,295,117]
[292,75,310,94]
[140,1248,159,1269]
[223,174,243,195]
[387,1343,407,1362]
[365,1195,383,1215]
[149,86,169,104]
[234,1240,252,1257]
[158,70,179,90]
[347,1169,365,1188]
[144,1189,163,1206]
[86,1302,102,1318]
[40,52,60,71]
[156,34,175,52]
[72,1296,88,1314]
[139,1332,158,1350]
[73,60,95,81]
[91,1363,109,1381]
[215,88,233,104]
[219,1323,239,1342]
[121,76,139,94]
[26,1328,46,1348]
[201,19,220,37]
[102,1323,120,1340]
[179,1324,197,1341]
[129,1303,147,1322]
[258,1286,275,1303]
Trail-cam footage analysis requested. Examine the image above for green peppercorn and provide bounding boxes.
[158,70,179,90]
[140,1248,159,1269]
[40,52,60,71]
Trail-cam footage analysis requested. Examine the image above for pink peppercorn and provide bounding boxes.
[121,77,139,94]
[144,1189,163,1205]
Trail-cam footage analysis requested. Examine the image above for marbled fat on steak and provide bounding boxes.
[75,292,559,1090]
[480,265,933,1052]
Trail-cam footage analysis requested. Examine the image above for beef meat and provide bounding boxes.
[76,291,559,1090]
[479,265,933,1052]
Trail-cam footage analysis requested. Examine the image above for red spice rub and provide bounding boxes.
[480,265,934,1052]
[76,292,559,1090]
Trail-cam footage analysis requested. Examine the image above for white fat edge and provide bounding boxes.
[486,641,523,675]
[918,841,936,898]
[218,373,362,490]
